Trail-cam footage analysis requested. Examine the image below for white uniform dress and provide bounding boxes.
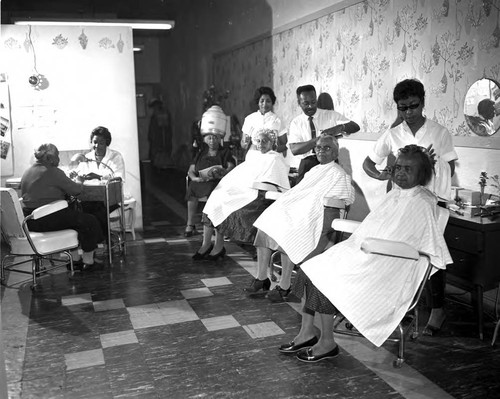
[253,161,354,264]
[77,148,126,182]
[369,119,458,201]
[301,186,453,347]
[203,151,290,227]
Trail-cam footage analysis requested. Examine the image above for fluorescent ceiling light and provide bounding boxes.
[14,19,175,30]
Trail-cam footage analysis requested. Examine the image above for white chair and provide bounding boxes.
[0,188,79,289]
[110,197,136,240]
[331,206,449,368]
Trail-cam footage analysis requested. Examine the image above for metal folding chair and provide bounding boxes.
[331,206,449,367]
[0,188,79,289]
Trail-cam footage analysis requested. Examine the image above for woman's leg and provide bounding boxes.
[198,224,214,254]
[186,198,198,231]
[279,253,294,290]
[293,307,318,344]
[309,313,337,355]
[424,269,446,332]
[256,246,272,280]
[210,229,225,255]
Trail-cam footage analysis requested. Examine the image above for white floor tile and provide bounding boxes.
[243,321,285,339]
[201,315,240,331]
[100,330,138,348]
[65,349,104,370]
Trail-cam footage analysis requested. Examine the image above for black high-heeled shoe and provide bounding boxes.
[205,247,226,261]
[244,277,271,295]
[184,225,198,237]
[192,244,214,260]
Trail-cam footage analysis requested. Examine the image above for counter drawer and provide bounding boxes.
[444,224,482,254]
[447,249,477,282]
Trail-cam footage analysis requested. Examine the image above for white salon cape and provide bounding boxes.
[253,161,355,264]
[203,151,290,227]
[301,186,453,347]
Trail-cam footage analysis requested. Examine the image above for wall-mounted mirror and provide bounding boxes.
[464,78,500,137]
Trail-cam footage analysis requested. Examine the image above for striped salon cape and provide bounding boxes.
[254,161,355,264]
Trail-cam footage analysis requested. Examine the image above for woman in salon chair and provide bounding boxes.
[282,145,452,363]
[21,143,104,270]
[195,129,290,261]
[362,79,458,336]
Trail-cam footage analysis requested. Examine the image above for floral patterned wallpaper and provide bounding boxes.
[214,0,500,137]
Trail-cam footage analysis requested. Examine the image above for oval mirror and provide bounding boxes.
[464,78,500,137]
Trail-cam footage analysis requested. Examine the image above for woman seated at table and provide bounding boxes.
[185,109,236,237]
[280,145,452,363]
[20,143,104,270]
[70,126,125,236]
[73,126,125,182]
[195,129,290,260]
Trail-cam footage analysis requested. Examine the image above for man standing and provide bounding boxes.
[288,85,360,182]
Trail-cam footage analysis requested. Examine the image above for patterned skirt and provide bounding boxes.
[217,191,274,243]
[292,268,337,315]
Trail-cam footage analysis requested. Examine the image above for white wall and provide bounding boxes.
[1,24,143,230]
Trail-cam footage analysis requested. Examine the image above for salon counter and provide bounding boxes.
[444,213,500,340]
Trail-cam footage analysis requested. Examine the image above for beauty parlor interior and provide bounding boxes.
[1,0,500,398]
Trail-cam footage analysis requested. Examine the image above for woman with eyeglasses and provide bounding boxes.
[362,78,458,337]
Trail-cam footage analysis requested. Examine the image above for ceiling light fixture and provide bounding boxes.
[14,19,175,30]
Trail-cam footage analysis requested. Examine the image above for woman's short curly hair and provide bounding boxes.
[253,87,277,105]
[90,126,112,146]
[34,143,59,166]
[396,144,434,186]
[254,128,277,150]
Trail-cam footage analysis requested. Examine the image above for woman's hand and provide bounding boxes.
[377,166,392,181]
[83,172,102,180]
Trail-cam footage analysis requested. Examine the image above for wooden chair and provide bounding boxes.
[0,188,79,289]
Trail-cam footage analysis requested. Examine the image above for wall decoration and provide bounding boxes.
[213,0,500,143]
[52,34,69,49]
[99,37,115,49]
[79,29,88,50]
[4,37,20,50]
[117,34,124,53]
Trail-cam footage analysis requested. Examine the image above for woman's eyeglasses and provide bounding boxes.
[397,103,420,112]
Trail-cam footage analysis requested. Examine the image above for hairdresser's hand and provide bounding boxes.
[377,166,392,181]
[426,144,436,164]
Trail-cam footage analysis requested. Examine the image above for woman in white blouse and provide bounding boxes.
[240,87,288,160]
